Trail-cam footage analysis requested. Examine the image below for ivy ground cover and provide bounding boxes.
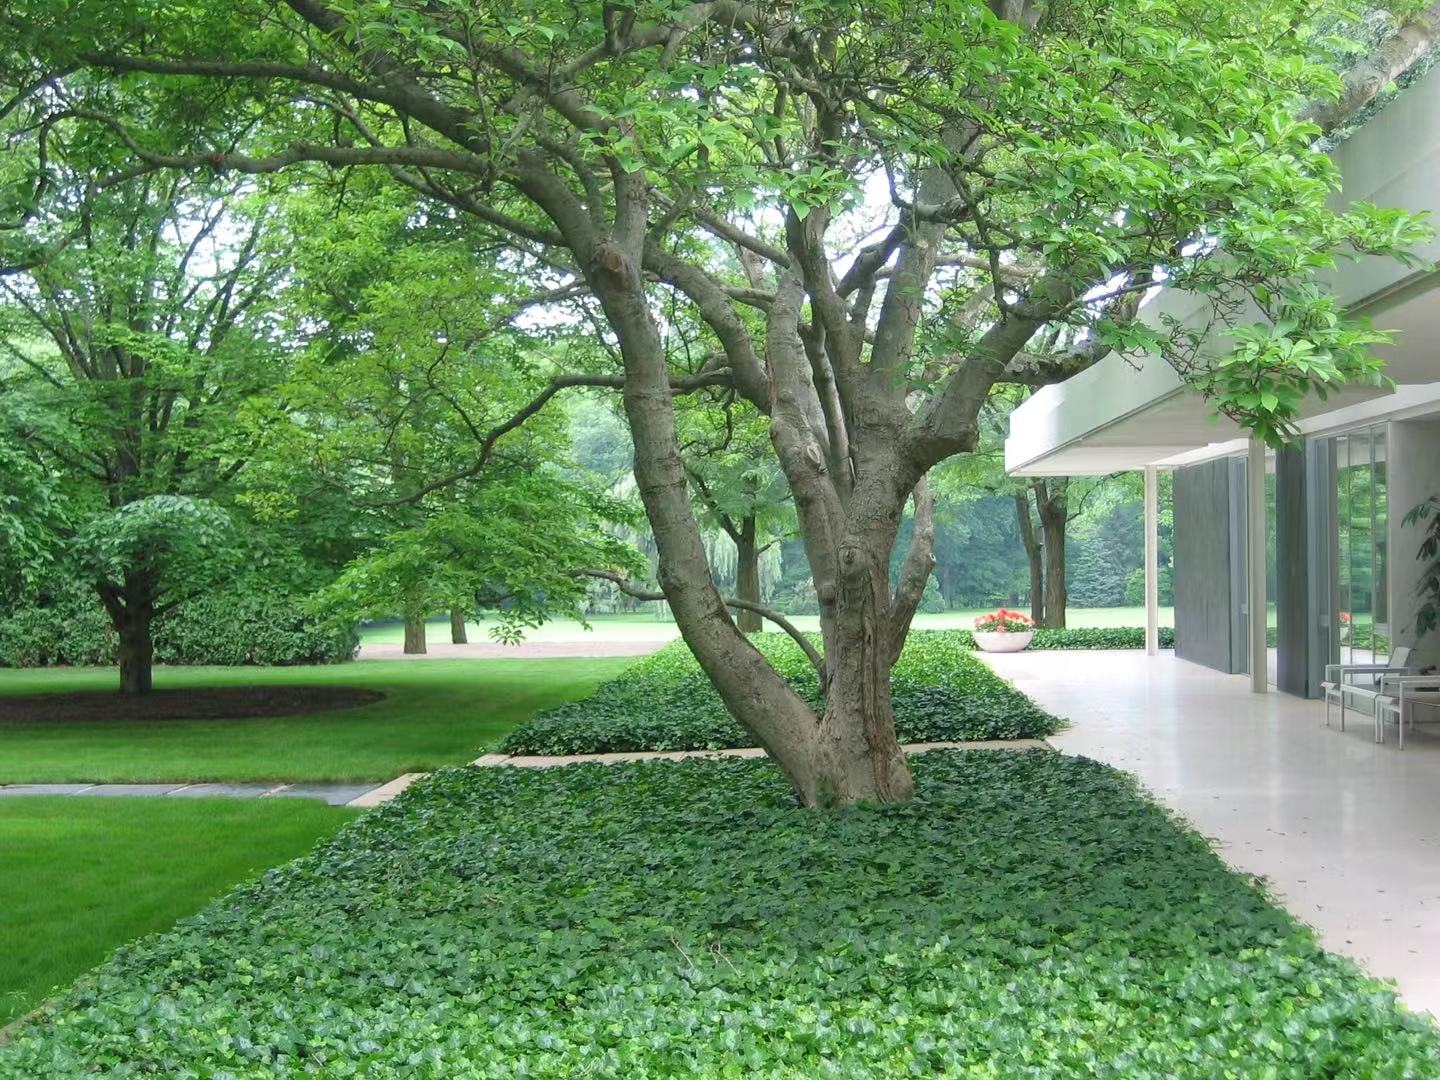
[500,631,1061,755]
[4,751,1435,1077]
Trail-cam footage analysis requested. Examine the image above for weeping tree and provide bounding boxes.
[11,0,1433,800]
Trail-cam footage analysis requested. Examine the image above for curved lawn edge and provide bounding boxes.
[3,751,1435,1077]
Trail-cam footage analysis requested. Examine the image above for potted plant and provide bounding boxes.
[972,609,1035,653]
[1338,611,1352,643]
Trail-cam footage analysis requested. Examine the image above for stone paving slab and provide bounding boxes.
[347,773,426,808]
[75,783,187,797]
[0,784,99,796]
[166,783,276,799]
[265,783,375,806]
[473,740,1050,769]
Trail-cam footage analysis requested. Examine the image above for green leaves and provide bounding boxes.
[501,631,1062,755]
[1402,495,1440,639]
[75,495,240,599]
[4,752,1437,1075]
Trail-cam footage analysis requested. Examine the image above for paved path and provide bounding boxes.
[0,781,383,807]
[979,648,1440,1018]
[358,639,671,661]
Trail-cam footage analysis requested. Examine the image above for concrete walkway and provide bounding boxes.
[0,781,386,807]
[979,647,1440,1017]
[357,639,671,661]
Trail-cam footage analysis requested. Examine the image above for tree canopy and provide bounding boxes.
[2,0,1433,799]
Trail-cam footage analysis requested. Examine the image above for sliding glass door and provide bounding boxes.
[1331,426,1389,666]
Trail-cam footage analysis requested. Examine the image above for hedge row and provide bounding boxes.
[1004,625,1176,650]
[5,752,1436,1077]
[500,630,1061,755]
[0,590,358,668]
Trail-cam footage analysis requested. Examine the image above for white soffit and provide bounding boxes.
[1005,64,1440,479]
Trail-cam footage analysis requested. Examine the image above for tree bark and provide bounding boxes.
[107,568,155,695]
[1015,489,1045,623]
[403,607,427,654]
[1036,479,1069,630]
[449,607,468,644]
[734,518,763,633]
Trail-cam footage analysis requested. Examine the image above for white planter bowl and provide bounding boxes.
[973,630,1035,653]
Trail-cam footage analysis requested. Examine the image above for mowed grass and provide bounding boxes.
[0,796,356,1025]
[0,658,634,784]
[360,606,1179,646]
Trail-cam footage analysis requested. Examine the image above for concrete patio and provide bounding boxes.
[981,648,1440,1018]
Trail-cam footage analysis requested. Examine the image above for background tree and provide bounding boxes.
[0,160,291,693]
[12,0,1431,800]
[266,182,638,649]
[680,401,794,632]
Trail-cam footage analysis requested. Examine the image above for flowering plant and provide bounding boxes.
[973,609,1034,633]
[1339,612,1352,624]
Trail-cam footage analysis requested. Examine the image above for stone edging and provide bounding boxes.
[471,740,1052,769]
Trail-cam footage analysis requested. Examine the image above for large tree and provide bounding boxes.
[9,0,1431,800]
[0,164,289,693]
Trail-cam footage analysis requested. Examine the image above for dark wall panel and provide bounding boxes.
[1174,459,1240,673]
[1275,445,1311,696]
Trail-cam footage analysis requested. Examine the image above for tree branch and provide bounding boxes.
[568,567,824,675]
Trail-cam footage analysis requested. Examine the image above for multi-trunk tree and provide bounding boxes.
[10,0,1433,800]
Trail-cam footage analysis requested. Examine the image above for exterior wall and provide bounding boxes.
[1174,459,1244,674]
[1388,418,1440,671]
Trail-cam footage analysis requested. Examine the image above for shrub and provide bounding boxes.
[154,592,359,666]
[1025,626,1177,650]
[501,631,1059,755]
[4,753,1436,1077]
[0,585,357,668]
[0,593,115,667]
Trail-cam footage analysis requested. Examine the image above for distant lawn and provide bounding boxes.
[0,658,633,785]
[0,796,356,1025]
[361,606,1178,646]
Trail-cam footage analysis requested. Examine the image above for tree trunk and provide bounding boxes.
[1036,479,1069,629]
[1015,489,1045,623]
[449,607,468,644]
[116,608,154,695]
[403,607,427,654]
[111,568,155,695]
[734,519,763,633]
[809,551,915,805]
[598,253,857,806]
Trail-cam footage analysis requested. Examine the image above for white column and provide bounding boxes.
[1247,437,1268,693]
[1144,465,1159,656]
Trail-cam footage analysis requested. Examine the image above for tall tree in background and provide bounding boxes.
[0,164,288,693]
[265,184,637,649]
[10,0,1432,802]
[681,402,794,632]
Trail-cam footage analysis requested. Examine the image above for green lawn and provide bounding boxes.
[4,753,1436,1075]
[362,606,1178,646]
[0,658,634,785]
[0,797,355,1025]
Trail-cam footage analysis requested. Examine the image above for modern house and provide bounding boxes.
[1004,68,1440,698]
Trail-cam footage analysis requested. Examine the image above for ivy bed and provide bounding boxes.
[498,630,1069,756]
[4,751,1435,1077]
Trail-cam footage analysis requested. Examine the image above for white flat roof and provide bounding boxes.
[1005,65,1440,476]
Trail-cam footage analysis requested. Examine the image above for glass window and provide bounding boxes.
[1330,426,1388,667]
